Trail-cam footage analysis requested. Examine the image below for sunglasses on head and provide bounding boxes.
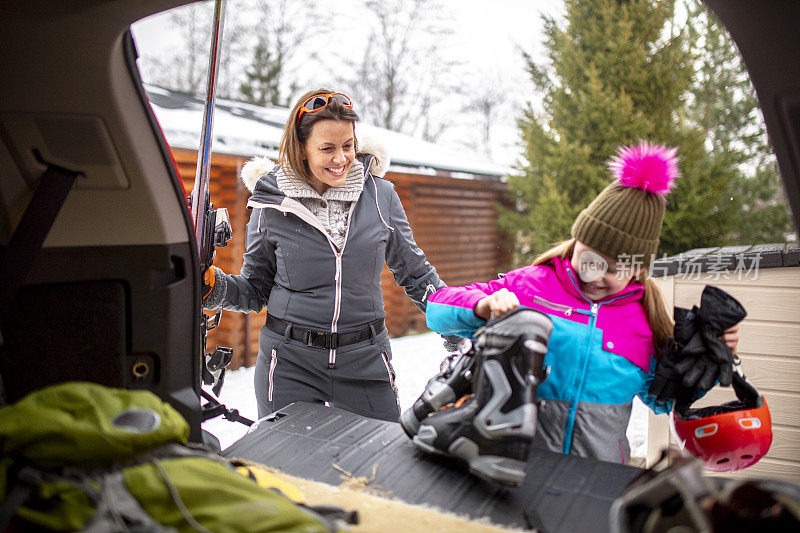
[296,92,353,124]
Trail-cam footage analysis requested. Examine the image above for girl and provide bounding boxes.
[425,142,737,464]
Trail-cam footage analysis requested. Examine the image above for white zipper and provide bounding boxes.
[329,253,343,367]
[251,198,358,368]
[328,202,358,368]
[533,295,573,316]
[267,348,277,402]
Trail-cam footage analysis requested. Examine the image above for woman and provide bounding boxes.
[204,89,445,421]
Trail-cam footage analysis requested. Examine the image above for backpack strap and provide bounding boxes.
[80,444,216,533]
[81,471,176,533]
[0,466,41,531]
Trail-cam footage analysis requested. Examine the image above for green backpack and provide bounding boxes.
[0,382,344,532]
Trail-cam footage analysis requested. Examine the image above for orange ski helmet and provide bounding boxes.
[670,373,772,472]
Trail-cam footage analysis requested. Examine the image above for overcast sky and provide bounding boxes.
[131,0,565,167]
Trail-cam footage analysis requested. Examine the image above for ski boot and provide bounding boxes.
[412,307,553,487]
[400,339,478,438]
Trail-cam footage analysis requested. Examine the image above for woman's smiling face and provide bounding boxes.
[302,119,356,194]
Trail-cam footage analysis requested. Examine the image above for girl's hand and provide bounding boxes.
[474,289,520,320]
[720,324,740,354]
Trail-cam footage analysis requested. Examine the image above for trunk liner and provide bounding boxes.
[222,401,640,531]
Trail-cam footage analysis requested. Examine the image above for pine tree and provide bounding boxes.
[236,0,323,108]
[506,0,740,265]
[685,2,793,245]
[239,36,283,106]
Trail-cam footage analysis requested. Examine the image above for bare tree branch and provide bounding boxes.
[339,0,458,140]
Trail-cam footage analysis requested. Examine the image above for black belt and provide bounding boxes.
[265,314,385,350]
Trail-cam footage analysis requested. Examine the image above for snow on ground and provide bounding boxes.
[202,331,648,458]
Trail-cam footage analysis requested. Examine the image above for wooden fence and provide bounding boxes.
[172,150,510,369]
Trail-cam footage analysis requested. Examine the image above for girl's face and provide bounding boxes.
[570,241,638,301]
[302,119,356,195]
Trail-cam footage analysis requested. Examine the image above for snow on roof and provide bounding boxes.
[145,85,510,179]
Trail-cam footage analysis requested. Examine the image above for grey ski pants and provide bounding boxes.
[254,326,401,422]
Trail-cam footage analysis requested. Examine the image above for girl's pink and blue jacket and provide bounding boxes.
[427,257,669,464]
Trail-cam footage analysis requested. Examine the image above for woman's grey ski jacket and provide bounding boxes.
[212,148,445,371]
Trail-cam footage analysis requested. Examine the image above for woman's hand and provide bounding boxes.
[474,289,520,320]
[720,324,740,354]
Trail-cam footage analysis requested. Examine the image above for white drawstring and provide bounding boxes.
[371,174,394,232]
[421,283,436,303]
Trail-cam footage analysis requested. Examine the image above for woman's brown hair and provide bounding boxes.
[278,88,360,183]
[533,238,673,354]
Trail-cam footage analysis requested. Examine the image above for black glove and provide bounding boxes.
[674,328,735,390]
[673,306,701,347]
[649,286,746,403]
[696,284,748,332]
[648,338,696,405]
[673,286,746,391]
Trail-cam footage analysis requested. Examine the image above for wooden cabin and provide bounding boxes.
[147,86,511,369]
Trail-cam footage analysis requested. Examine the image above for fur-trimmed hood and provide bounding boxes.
[240,136,391,193]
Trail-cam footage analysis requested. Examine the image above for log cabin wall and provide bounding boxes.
[172,150,511,369]
[379,171,512,337]
[173,150,257,367]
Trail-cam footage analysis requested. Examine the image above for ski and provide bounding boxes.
[186,0,249,426]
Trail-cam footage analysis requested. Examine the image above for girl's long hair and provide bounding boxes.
[533,238,673,353]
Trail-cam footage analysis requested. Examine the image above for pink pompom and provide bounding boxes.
[608,141,679,196]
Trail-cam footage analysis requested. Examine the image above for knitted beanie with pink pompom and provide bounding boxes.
[571,141,680,268]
